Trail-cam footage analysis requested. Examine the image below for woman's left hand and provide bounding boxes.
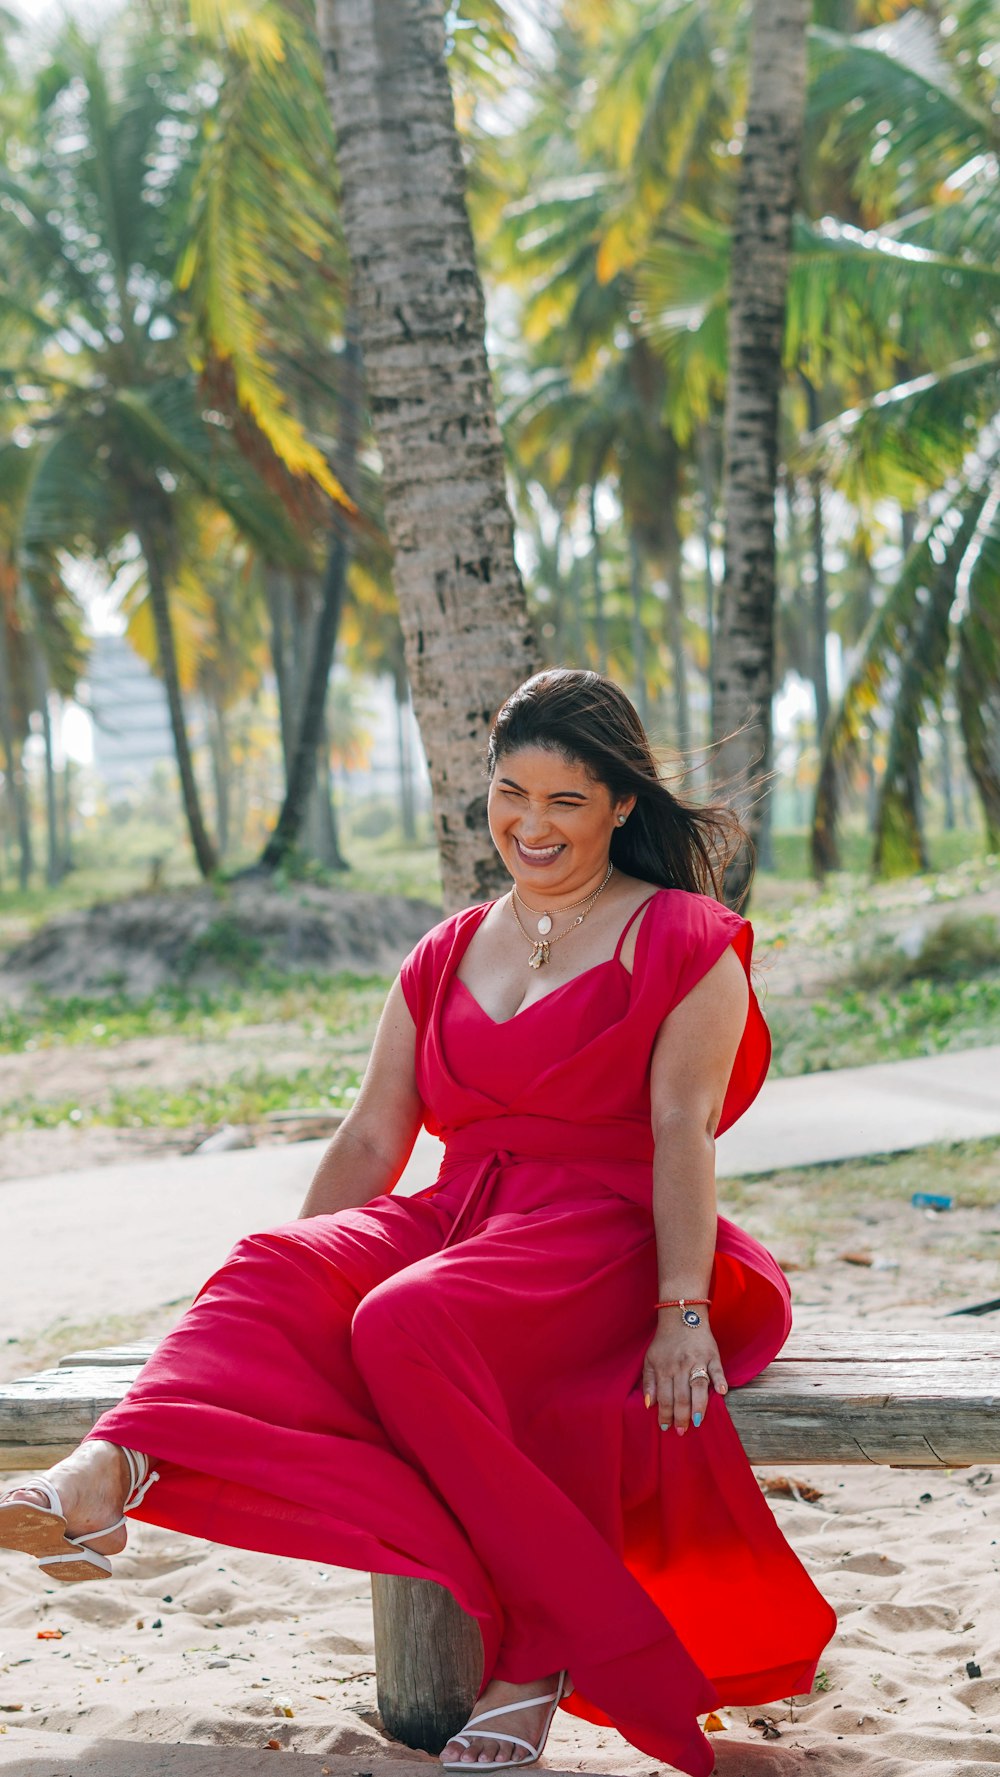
[641,1318,728,1435]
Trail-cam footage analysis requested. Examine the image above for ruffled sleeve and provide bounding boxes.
[399,912,455,1031]
[651,890,771,1136]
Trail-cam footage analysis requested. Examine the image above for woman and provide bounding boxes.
[0,669,835,1775]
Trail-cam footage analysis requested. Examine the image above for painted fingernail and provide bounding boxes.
[659,1423,669,1432]
[676,1425,687,1437]
[644,1391,651,1409]
[693,1412,703,1428]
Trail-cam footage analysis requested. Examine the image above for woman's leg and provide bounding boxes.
[348,1206,718,1776]
[0,1196,507,1677]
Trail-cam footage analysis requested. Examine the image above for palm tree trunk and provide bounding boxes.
[697,423,718,748]
[627,533,649,726]
[265,568,295,776]
[588,484,608,671]
[134,513,219,881]
[710,0,808,906]
[208,697,231,861]
[30,633,62,886]
[0,614,32,889]
[661,496,691,756]
[260,326,361,872]
[939,700,955,831]
[393,655,418,842]
[801,376,830,742]
[61,747,73,872]
[317,0,540,908]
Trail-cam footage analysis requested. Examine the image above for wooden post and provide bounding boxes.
[371,1573,481,1751]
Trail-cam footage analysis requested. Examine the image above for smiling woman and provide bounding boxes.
[0,669,835,1777]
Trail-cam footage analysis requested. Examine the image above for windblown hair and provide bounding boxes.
[487,668,751,903]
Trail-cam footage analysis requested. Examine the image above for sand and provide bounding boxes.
[0,1457,997,1775]
[3,1077,999,1771]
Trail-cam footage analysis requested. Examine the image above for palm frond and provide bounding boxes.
[812,475,994,875]
[182,0,352,510]
[795,354,1000,505]
[808,16,993,205]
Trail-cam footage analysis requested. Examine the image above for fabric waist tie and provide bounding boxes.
[433,1114,655,1250]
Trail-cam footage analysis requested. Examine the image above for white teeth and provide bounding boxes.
[517,841,562,857]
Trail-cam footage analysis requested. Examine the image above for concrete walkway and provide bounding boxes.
[2,1044,998,1346]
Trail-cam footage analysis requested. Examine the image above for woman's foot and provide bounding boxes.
[1,1441,132,1556]
[440,1672,569,1766]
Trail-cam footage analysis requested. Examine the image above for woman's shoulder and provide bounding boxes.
[640,883,751,935]
[398,900,491,1019]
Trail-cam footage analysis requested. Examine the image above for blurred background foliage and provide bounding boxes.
[0,0,998,910]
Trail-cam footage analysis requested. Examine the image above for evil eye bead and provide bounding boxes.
[682,1308,703,1327]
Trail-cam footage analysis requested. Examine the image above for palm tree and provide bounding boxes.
[0,441,88,888]
[317,0,540,908]
[799,3,1000,868]
[0,21,316,878]
[709,0,809,904]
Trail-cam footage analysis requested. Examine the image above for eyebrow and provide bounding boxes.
[498,776,589,801]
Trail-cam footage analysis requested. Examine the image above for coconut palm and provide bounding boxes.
[708,0,809,903]
[798,1,1000,868]
[0,440,87,888]
[0,20,316,878]
[317,0,540,909]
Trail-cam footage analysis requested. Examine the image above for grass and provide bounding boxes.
[723,1133,1000,1218]
[767,971,1000,1076]
[0,1063,369,1137]
[0,971,391,1054]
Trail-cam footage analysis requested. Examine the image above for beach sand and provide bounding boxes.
[2,1142,998,1773]
[0,1452,997,1774]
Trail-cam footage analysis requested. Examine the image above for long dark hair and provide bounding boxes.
[487,668,752,903]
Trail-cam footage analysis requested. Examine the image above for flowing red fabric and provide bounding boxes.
[88,887,836,1775]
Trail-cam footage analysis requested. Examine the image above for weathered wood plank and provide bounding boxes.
[58,1344,156,1368]
[3,1331,999,1469]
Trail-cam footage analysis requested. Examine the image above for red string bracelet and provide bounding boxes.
[656,1296,712,1326]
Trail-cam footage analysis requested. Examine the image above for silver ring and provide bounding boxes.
[688,1368,710,1383]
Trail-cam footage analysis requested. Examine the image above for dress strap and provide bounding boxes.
[613,893,658,965]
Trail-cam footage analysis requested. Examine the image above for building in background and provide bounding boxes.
[84,635,177,794]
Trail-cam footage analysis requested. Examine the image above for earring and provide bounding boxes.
[617,815,627,826]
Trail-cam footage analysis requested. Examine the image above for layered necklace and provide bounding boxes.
[510,860,614,969]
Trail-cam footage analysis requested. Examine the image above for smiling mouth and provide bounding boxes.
[513,838,565,863]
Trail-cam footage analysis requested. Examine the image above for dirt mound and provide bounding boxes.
[0,879,442,1002]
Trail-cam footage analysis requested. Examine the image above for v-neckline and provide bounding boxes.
[450,890,660,1027]
[451,958,628,1027]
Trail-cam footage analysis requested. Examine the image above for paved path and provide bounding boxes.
[2,1045,997,1346]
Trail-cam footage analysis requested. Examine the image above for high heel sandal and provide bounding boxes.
[441,1668,572,1770]
[0,1447,158,1583]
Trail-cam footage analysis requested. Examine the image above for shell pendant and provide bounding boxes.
[528,940,551,969]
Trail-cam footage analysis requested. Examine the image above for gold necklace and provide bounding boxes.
[510,861,614,969]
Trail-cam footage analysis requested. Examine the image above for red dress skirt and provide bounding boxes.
[88,887,836,1776]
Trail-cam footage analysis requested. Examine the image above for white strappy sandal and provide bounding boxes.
[441,1668,572,1770]
[0,1447,159,1583]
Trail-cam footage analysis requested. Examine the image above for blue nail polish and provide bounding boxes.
[693,1412,702,1428]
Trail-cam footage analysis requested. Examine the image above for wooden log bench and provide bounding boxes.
[1,1327,997,1753]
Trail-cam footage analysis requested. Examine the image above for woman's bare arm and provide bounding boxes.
[298,975,424,1218]
[641,943,749,1431]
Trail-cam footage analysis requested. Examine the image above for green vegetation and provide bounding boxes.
[0,971,390,1055]
[768,973,1000,1078]
[0,1065,366,1138]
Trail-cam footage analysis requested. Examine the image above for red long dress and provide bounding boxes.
[87,887,836,1776]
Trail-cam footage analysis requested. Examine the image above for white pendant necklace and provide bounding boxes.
[511,861,614,969]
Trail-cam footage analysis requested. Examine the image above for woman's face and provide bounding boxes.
[487,745,635,901]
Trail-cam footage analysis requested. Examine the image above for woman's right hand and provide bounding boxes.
[641,1317,728,1436]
